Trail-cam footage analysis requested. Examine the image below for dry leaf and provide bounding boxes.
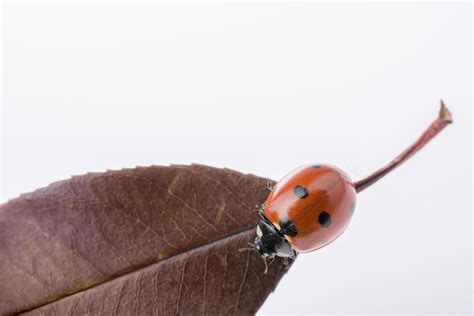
[0,164,291,315]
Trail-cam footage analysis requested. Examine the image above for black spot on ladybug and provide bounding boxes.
[280,219,298,237]
[318,211,332,228]
[350,201,356,213]
[312,164,321,168]
[293,185,309,199]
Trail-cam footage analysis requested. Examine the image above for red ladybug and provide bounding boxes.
[252,102,452,265]
[254,164,355,261]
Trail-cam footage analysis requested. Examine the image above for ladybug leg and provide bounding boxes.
[255,202,266,211]
[266,181,274,191]
[257,208,266,220]
[263,256,275,274]
[253,182,272,213]
[256,207,271,224]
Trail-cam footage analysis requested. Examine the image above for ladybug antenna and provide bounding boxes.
[238,242,258,253]
[354,100,453,193]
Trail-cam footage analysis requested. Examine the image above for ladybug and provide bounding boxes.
[252,102,452,268]
[253,164,355,262]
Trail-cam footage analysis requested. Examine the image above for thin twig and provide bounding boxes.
[354,100,453,193]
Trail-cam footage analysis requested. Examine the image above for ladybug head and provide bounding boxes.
[254,217,297,259]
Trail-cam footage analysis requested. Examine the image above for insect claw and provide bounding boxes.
[263,258,269,274]
[261,256,275,274]
[255,202,266,211]
[266,181,274,191]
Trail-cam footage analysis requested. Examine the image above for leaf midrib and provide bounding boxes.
[16,224,257,315]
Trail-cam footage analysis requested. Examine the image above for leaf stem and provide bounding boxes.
[354,100,453,193]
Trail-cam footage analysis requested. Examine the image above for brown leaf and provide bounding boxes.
[0,164,291,315]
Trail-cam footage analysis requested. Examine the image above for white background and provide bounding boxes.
[2,2,472,314]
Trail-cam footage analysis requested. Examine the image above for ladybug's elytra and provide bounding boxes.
[253,164,356,261]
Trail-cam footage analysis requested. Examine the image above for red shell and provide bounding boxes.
[263,164,356,253]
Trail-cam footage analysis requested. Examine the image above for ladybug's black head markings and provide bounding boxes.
[253,211,297,261]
